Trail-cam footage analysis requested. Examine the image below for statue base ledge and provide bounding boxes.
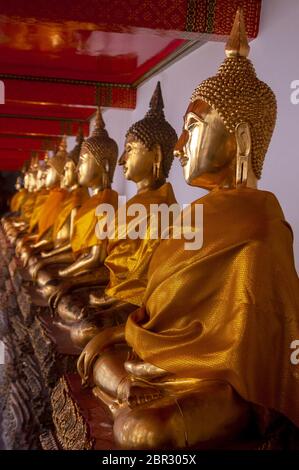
[51,374,117,450]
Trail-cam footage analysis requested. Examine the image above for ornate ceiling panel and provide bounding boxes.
[0,0,262,169]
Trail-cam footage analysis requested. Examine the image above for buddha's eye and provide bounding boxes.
[187,123,196,134]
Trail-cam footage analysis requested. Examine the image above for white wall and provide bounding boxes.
[73,0,299,270]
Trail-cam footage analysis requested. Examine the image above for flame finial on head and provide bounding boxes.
[92,107,107,137]
[145,81,165,119]
[225,7,250,58]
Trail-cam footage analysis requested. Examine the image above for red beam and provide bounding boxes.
[0,103,95,121]
[0,149,33,170]
[0,136,60,152]
[2,78,136,109]
[0,116,89,137]
[1,0,261,37]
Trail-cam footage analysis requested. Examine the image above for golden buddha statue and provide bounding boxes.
[14,154,50,256]
[27,155,50,234]
[9,176,27,213]
[28,130,90,283]
[54,82,178,349]
[16,152,49,256]
[19,138,68,266]
[32,108,119,306]
[77,9,299,449]
[4,156,39,243]
[3,175,26,240]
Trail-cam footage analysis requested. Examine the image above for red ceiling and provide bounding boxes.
[0,0,262,170]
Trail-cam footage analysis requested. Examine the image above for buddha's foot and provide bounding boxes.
[112,381,250,449]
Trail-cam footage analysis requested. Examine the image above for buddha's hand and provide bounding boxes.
[15,238,25,256]
[48,282,72,314]
[30,260,44,281]
[77,325,126,387]
[58,266,71,277]
[21,249,31,267]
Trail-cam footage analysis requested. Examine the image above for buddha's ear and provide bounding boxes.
[153,144,164,181]
[101,158,110,188]
[153,143,163,165]
[102,158,110,174]
[235,122,251,187]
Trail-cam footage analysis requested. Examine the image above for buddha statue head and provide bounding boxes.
[119,82,177,191]
[27,154,39,192]
[23,172,29,191]
[46,137,68,189]
[62,128,84,189]
[36,155,48,191]
[174,8,277,190]
[77,108,118,190]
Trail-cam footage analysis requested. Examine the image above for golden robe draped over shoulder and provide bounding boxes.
[71,188,118,255]
[28,189,49,233]
[10,189,27,213]
[37,187,67,240]
[105,182,177,306]
[20,192,37,224]
[126,188,299,427]
[52,187,89,240]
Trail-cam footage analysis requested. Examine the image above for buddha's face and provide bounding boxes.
[23,173,29,190]
[174,100,236,189]
[45,165,60,189]
[36,169,46,190]
[77,148,103,188]
[63,161,77,188]
[119,134,156,183]
[28,172,37,192]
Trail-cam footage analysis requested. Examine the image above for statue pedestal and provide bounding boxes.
[0,226,80,449]
[49,374,116,450]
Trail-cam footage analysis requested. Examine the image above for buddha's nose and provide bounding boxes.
[118,151,127,166]
[174,130,188,157]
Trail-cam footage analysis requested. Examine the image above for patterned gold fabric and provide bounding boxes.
[28,189,49,233]
[71,189,118,255]
[20,192,37,224]
[126,188,299,426]
[52,187,89,240]
[105,182,177,306]
[37,188,67,240]
[10,189,28,213]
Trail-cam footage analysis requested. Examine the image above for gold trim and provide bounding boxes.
[0,73,135,89]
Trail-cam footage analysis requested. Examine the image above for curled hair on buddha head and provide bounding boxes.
[190,7,277,179]
[67,126,84,167]
[81,107,118,183]
[126,82,177,180]
[48,136,68,176]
